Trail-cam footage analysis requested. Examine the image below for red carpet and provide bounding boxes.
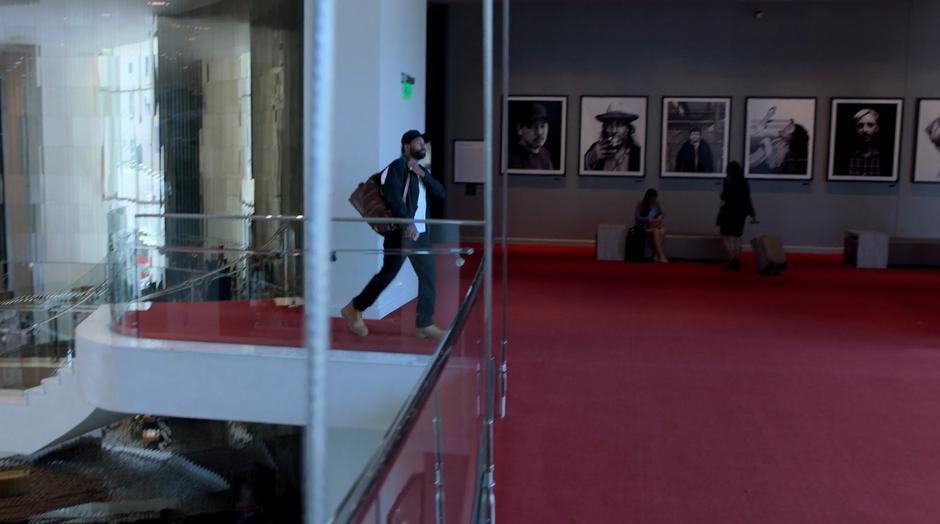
[113,253,470,355]
[115,299,444,355]
[495,246,940,523]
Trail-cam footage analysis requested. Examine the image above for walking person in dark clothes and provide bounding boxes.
[341,130,447,340]
[717,161,758,271]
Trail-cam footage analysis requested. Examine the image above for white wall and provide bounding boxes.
[378,0,427,162]
[328,0,427,319]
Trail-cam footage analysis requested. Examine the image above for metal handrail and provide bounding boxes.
[135,213,306,221]
[330,247,474,258]
[0,260,108,309]
[0,281,108,343]
[137,266,237,303]
[0,259,110,359]
[0,288,102,308]
[329,262,485,524]
[132,225,293,303]
[332,217,486,226]
[0,304,100,315]
[135,245,303,256]
[134,212,485,227]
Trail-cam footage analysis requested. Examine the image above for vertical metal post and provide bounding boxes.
[303,0,334,522]
[433,391,446,524]
[483,0,496,522]
[498,0,510,419]
[281,231,290,296]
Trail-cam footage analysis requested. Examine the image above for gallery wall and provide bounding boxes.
[439,0,940,248]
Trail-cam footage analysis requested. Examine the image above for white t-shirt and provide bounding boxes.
[415,173,427,234]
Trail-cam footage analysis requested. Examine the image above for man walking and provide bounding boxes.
[341,130,447,340]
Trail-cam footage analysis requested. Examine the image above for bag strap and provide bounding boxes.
[380,163,411,199]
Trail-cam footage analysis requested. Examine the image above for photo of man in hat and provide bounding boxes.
[506,97,567,174]
[583,100,643,173]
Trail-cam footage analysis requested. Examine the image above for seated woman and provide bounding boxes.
[634,189,668,263]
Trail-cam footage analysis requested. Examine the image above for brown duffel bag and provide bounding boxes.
[349,165,410,234]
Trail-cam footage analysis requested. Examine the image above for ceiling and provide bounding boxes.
[430,0,889,3]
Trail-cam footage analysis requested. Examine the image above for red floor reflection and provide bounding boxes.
[113,299,438,355]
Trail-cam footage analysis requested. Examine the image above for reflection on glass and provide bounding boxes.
[0,0,302,277]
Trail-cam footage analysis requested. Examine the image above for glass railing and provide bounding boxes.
[329,218,482,353]
[108,210,303,342]
[330,262,489,523]
[0,261,110,390]
[107,210,484,355]
[103,211,494,522]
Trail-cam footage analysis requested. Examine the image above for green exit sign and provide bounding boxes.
[401,73,415,100]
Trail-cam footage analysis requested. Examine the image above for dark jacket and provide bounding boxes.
[508,143,554,171]
[585,143,641,172]
[719,177,755,220]
[382,156,446,220]
[675,140,715,173]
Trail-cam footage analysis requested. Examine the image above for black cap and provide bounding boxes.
[521,103,549,125]
[401,129,429,145]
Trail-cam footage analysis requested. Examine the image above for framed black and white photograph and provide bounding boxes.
[913,99,940,183]
[578,96,647,177]
[744,97,816,180]
[505,96,567,175]
[828,98,902,182]
[661,97,730,178]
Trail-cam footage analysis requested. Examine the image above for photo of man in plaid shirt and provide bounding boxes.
[847,108,883,177]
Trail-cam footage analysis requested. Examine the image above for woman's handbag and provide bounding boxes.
[625,227,648,262]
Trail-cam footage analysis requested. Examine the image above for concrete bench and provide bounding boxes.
[888,237,940,267]
[844,230,889,269]
[595,225,725,262]
[663,234,726,261]
[595,224,628,261]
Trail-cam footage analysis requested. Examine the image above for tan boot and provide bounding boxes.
[414,324,445,340]
[341,303,368,336]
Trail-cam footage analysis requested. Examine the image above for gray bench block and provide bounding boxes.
[844,230,888,269]
[595,227,727,262]
[888,237,940,267]
[664,234,726,261]
[596,224,628,261]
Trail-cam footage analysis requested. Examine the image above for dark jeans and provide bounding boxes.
[352,231,436,328]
